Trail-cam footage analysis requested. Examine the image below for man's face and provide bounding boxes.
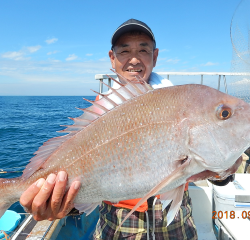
[109,33,159,83]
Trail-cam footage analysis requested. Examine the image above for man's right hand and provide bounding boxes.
[20,171,81,221]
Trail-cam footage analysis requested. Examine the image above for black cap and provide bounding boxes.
[111,19,156,48]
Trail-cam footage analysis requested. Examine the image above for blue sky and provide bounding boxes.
[0,0,242,96]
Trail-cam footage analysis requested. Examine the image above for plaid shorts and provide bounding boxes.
[93,191,197,240]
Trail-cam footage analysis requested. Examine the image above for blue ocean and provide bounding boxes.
[0,96,95,213]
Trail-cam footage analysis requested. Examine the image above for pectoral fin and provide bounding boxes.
[160,184,185,225]
[115,158,190,233]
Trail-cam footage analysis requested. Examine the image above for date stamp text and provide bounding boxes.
[212,211,250,219]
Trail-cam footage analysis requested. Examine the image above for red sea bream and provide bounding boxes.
[1,78,250,227]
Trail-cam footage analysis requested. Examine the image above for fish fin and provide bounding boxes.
[52,71,153,136]
[58,125,86,133]
[23,71,152,180]
[101,77,127,102]
[110,69,151,96]
[115,159,190,233]
[22,133,76,179]
[76,108,102,117]
[91,89,119,107]
[64,70,152,133]
[160,184,185,226]
[74,202,100,216]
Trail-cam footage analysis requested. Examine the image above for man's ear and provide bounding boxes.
[109,50,116,69]
[153,48,159,67]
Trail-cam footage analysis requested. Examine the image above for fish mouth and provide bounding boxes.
[186,170,220,182]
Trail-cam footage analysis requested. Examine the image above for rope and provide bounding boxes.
[1,166,26,169]
[0,230,49,240]
[0,171,23,174]
[0,231,10,240]
[0,166,26,174]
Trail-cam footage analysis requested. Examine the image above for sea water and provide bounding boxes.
[0,96,95,212]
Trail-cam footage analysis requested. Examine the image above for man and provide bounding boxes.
[20,19,242,239]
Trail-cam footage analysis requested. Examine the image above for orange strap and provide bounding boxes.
[184,182,189,191]
[105,183,189,212]
[104,198,149,212]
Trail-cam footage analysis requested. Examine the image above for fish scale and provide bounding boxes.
[61,90,197,200]
[0,80,250,229]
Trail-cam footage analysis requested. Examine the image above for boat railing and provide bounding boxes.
[95,72,250,94]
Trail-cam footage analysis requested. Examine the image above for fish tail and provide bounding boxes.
[0,178,21,219]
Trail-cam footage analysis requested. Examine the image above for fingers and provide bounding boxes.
[46,179,80,220]
[57,181,81,218]
[32,173,57,220]
[20,171,81,221]
[49,171,67,217]
[20,178,46,213]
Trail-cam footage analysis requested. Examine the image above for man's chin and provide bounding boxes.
[123,72,144,81]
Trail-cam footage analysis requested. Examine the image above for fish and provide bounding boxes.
[0,76,250,228]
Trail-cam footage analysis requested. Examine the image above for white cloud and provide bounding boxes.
[66,54,78,61]
[0,57,116,95]
[86,53,93,56]
[157,57,167,61]
[47,50,59,55]
[26,45,41,53]
[230,78,250,86]
[2,51,25,61]
[159,49,169,53]
[0,57,112,77]
[166,58,180,64]
[45,38,58,44]
[99,57,109,62]
[1,45,41,61]
[49,59,61,62]
[201,62,218,66]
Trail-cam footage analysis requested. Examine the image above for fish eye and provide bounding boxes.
[217,105,232,120]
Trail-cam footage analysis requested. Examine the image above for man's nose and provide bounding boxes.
[129,56,140,65]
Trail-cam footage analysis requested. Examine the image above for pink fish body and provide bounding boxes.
[0,79,250,226]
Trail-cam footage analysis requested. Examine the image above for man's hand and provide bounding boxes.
[187,156,243,182]
[20,171,81,221]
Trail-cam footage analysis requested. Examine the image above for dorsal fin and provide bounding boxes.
[91,89,119,107]
[22,133,76,179]
[21,71,153,179]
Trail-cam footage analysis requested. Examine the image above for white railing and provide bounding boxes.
[95,72,250,94]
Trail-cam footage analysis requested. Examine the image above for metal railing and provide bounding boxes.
[95,72,250,94]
